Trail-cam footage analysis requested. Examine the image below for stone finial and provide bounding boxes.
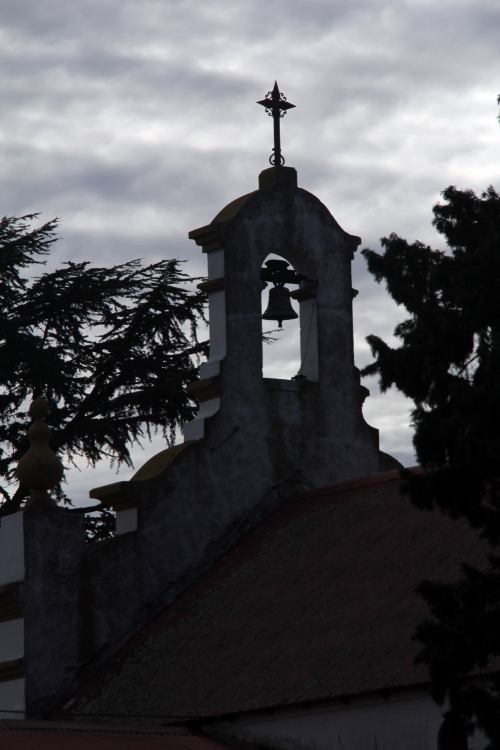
[16,399,64,511]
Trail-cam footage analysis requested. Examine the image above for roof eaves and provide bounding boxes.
[0,720,195,734]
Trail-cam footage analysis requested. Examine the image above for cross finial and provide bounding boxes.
[257,81,295,166]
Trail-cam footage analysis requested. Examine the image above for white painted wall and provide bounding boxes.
[206,249,226,367]
[299,297,319,381]
[0,512,24,585]
[183,398,221,441]
[0,678,25,719]
[212,691,487,750]
[184,249,225,440]
[0,513,25,720]
[115,508,138,535]
[207,248,224,280]
[207,290,226,363]
[0,619,24,662]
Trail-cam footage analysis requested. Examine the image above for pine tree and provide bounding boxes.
[0,214,207,535]
[362,186,500,747]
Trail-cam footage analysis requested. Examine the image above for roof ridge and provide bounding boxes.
[292,466,421,501]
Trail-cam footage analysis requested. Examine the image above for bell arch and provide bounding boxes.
[261,253,300,379]
[260,251,319,382]
[185,164,396,483]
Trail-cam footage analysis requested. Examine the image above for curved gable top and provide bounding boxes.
[206,167,360,247]
[211,192,257,224]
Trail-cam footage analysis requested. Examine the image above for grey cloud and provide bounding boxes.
[1,0,498,499]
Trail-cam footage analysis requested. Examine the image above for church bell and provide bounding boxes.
[262,285,298,328]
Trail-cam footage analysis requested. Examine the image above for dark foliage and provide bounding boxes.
[83,509,117,543]
[362,186,500,747]
[0,214,207,530]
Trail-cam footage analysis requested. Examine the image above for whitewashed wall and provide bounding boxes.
[211,689,487,750]
[0,512,25,719]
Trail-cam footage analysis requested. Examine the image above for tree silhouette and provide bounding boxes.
[363,186,500,746]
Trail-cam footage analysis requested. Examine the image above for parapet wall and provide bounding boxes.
[0,167,400,717]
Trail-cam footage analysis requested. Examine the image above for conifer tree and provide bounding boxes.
[362,186,500,746]
[0,214,207,535]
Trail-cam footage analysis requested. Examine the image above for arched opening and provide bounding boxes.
[261,253,318,381]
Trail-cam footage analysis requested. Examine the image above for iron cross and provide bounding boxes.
[257,82,295,166]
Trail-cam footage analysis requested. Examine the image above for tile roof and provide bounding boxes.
[68,470,489,722]
[0,721,237,750]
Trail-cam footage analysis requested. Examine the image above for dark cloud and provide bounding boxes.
[1,0,497,502]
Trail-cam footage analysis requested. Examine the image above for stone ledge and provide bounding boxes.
[263,378,319,392]
[89,443,196,508]
[186,377,219,403]
[197,278,225,294]
[188,226,222,252]
[290,284,316,302]
[88,482,134,510]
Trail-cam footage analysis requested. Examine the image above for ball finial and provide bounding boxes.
[16,398,63,512]
[29,399,49,420]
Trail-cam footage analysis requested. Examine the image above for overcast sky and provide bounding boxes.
[2,0,500,505]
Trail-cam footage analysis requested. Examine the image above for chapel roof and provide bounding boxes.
[67,469,488,724]
[0,721,238,750]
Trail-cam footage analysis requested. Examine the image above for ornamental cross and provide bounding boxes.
[257,81,295,166]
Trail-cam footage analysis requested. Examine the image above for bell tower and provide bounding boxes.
[185,163,397,485]
[1,88,403,718]
[77,91,400,698]
[181,81,398,481]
